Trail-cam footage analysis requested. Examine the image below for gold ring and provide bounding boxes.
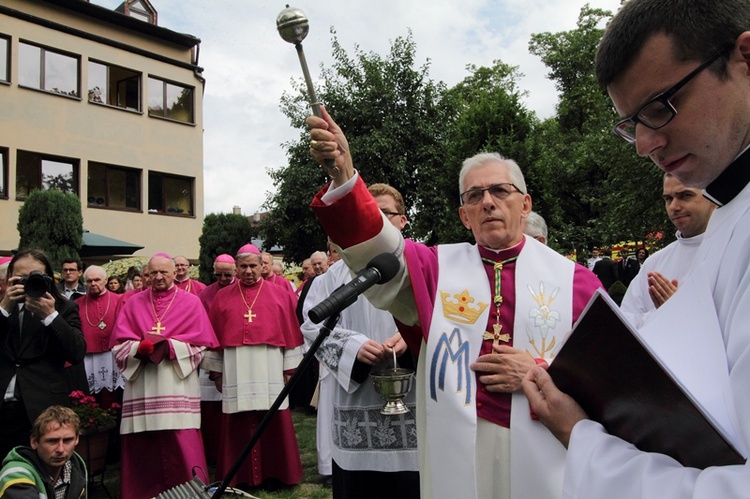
[310,139,318,147]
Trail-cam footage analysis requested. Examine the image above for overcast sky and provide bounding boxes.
[94,0,621,217]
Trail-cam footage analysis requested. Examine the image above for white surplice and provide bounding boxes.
[620,231,704,328]
[300,260,418,473]
[565,180,750,498]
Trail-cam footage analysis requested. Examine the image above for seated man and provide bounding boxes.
[0,405,87,498]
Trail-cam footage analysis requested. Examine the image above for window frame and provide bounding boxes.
[88,59,142,112]
[15,150,80,200]
[0,34,10,84]
[87,161,142,212]
[127,1,154,23]
[147,75,195,124]
[18,40,80,99]
[147,171,195,217]
[0,147,8,199]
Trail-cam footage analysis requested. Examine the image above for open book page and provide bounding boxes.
[549,286,746,468]
[637,266,747,456]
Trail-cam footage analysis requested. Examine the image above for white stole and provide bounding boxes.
[425,237,573,498]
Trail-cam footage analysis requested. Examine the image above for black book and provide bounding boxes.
[547,290,746,469]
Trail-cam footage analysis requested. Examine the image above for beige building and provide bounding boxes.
[0,0,205,262]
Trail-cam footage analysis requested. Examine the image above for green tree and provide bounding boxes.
[528,6,667,256]
[436,61,538,244]
[198,213,256,283]
[17,189,82,269]
[262,30,452,261]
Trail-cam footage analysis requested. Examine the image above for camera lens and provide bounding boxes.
[24,271,50,298]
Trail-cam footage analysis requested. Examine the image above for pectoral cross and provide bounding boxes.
[151,321,165,335]
[483,323,510,345]
[244,309,256,323]
[98,321,107,330]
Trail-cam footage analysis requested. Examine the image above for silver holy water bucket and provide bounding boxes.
[371,367,414,415]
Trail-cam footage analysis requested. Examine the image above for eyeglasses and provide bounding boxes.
[380,209,403,218]
[175,264,189,268]
[214,272,234,278]
[613,48,728,143]
[459,183,522,205]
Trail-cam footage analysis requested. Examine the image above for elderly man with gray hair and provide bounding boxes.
[523,211,548,245]
[78,265,123,405]
[307,109,602,499]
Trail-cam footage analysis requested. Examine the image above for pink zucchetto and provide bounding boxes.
[214,254,235,264]
[236,243,261,256]
[151,252,172,260]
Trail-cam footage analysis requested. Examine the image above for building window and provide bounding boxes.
[88,61,141,111]
[0,35,9,83]
[88,162,141,211]
[126,0,154,23]
[18,42,79,97]
[148,77,193,123]
[16,151,78,199]
[0,148,8,199]
[148,172,193,216]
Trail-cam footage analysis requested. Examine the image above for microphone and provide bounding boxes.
[308,252,400,324]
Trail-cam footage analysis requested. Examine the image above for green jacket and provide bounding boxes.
[0,446,87,498]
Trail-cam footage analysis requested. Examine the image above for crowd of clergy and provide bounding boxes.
[0,244,333,498]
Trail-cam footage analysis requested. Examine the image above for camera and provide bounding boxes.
[18,270,54,298]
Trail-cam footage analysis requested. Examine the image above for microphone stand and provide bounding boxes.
[209,310,341,499]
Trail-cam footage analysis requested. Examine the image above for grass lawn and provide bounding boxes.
[95,408,332,498]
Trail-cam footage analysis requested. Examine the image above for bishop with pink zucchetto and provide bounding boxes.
[111,253,219,499]
[237,243,261,255]
[203,245,304,488]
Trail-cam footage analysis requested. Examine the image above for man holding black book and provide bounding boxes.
[523,0,750,496]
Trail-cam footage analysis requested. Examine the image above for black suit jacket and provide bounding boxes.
[617,257,640,287]
[593,257,620,291]
[0,298,86,424]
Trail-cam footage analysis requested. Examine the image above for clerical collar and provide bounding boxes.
[151,285,177,298]
[478,237,526,262]
[703,144,750,207]
[239,277,263,289]
[675,230,705,246]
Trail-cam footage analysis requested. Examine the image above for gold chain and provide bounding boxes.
[150,287,179,326]
[84,292,111,328]
[238,279,264,319]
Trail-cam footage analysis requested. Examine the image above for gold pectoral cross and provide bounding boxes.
[151,321,165,335]
[483,323,510,345]
[244,309,256,323]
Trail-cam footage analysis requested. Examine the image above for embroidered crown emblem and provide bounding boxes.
[440,289,488,324]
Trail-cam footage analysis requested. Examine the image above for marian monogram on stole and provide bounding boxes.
[429,290,488,405]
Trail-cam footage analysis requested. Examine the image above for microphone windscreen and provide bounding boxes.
[366,253,400,284]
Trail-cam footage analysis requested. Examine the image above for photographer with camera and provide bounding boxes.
[0,249,86,459]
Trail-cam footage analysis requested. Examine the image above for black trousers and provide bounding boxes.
[332,459,420,499]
